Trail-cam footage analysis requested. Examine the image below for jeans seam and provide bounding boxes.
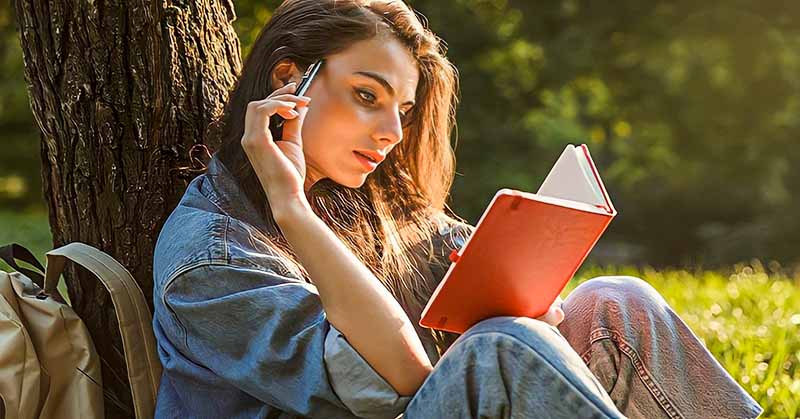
[461,330,620,418]
[587,327,686,419]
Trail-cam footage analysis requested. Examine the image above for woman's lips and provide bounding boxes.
[353,151,378,171]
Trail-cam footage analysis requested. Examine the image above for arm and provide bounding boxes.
[161,262,412,418]
[274,200,433,396]
[239,81,430,396]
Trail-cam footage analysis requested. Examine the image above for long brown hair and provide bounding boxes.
[211,0,468,355]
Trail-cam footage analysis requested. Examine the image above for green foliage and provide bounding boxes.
[3,1,799,267]
[230,0,283,58]
[0,4,43,211]
[405,0,800,266]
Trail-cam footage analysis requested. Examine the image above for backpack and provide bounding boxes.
[0,242,162,419]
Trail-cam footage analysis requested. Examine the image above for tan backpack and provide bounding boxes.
[0,242,162,419]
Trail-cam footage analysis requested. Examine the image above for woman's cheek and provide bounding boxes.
[337,89,375,122]
[332,97,372,130]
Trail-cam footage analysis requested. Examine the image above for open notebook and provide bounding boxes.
[419,144,617,334]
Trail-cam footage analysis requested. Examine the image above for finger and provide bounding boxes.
[280,105,308,146]
[274,107,299,120]
[536,305,564,327]
[550,296,565,325]
[545,309,563,326]
[256,100,297,115]
[267,82,297,98]
[553,295,564,310]
[244,100,297,139]
[269,93,312,104]
[535,309,555,325]
[554,306,565,325]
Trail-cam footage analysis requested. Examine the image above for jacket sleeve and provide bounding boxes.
[161,262,411,418]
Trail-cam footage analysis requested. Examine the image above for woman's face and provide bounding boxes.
[289,36,419,191]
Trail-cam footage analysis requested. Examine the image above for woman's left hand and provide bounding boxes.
[534,296,565,327]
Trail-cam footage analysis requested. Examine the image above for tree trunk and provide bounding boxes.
[12,0,241,416]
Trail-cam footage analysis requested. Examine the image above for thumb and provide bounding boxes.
[280,103,308,147]
[536,301,565,327]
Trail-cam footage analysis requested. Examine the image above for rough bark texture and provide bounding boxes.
[12,0,242,416]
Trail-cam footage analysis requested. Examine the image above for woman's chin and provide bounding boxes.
[305,167,365,190]
[332,171,368,189]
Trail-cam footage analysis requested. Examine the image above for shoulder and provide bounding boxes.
[153,199,230,285]
[153,192,298,290]
[153,213,311,326]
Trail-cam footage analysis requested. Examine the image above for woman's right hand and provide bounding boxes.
[535,295,565,327]
[241,82,312,217]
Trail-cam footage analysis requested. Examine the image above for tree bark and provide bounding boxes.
[12,0,241,416]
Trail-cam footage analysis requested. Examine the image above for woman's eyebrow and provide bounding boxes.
[353,71,415,107]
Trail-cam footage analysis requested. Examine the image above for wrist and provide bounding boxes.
[272,196,314,227]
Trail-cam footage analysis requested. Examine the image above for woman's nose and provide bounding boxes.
[371,111,404,146]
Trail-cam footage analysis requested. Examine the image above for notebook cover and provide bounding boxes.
[419,188,615,334]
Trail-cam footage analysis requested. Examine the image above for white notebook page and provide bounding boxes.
[536,144,605,207]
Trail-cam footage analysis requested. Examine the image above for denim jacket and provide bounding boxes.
[152,154,473,418]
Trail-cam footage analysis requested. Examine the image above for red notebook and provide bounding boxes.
[419,144,617,334]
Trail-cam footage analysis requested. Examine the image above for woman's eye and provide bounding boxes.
[356,88,414,127]
[356,89,376,104]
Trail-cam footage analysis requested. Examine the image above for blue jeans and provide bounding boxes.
[402,276,763,419]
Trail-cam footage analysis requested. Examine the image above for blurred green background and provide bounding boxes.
[2,0,799,269]
[1,1,798,416]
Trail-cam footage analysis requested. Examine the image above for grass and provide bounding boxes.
[1,210,798,418]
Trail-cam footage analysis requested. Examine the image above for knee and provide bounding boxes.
[571,275,663,303]
[465,316,557,339]
[411,317,619,419]
[457,316,569,360]
[449,317,611,404]
[564,275,669,317]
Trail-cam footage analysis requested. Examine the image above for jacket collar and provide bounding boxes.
[201,154,276,234]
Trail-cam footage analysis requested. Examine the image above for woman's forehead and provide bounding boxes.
[325,37,419,101]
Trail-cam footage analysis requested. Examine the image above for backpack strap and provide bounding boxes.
[0,243,46,287]
[44,242,162,418]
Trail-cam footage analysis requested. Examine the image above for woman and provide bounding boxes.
[151,1,763,418]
